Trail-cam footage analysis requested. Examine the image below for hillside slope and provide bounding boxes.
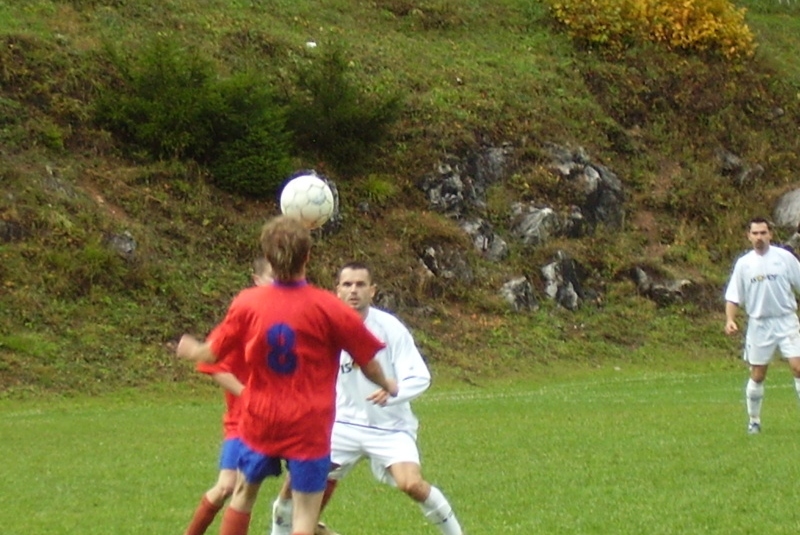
[2,1,800,397]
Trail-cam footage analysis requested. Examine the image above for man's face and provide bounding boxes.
[336,268,375,313]
[748,222,772,252]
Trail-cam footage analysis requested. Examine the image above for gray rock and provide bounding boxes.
[459,218,508,261]
[500,277,539,312]
[773,188,800,230]
[510,204,560,246]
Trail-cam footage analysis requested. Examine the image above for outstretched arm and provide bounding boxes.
[176,334,217,363]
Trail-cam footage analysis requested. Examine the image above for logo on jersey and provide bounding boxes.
[340,359,356,374]
[750,274,779,283]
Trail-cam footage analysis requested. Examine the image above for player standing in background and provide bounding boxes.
[183,259,274,535]
[725,216,800,434]
[270,261,464,535]
[177,216,398,535]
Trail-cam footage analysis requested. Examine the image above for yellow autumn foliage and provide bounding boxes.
[548,0,755,59]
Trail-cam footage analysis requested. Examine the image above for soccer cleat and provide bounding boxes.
[747,422,761,434]
[270,500,292,535]
[314,522,342,535]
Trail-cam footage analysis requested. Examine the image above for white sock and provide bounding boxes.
[794,378,800,400]
[419,486,464,535]
[746,378,764,424]
[271,497,293,535]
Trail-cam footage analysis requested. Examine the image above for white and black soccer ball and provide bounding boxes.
[279,173,335,230]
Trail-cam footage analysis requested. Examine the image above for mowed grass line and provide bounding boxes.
[3,367,800,534]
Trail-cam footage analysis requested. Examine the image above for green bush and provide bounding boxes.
[94,37,220,160]
[206,73,293,198]
[94,37,294,198]
[210,125,293,198]
[286,46,403,175]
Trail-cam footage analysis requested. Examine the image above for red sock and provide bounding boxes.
[184,495,222,535]
[220,507,251,535]
[320,479,338,510]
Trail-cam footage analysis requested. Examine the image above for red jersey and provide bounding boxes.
[209,280,384,460]
[196,331,248,440]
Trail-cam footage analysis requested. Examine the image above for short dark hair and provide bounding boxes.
[338,261,373,284]
[748,217,773,231]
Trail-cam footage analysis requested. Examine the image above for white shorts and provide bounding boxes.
[328,422,420,486]
[744,314,800,365]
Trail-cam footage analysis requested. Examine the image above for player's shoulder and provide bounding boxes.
[367,307,412,334]
[771,244,798,260]
[735,248,755,261]
[368,306,402,324]
[234,284,269,300]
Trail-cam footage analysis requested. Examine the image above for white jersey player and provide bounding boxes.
[724,217,800,434]
[270,262,464,535]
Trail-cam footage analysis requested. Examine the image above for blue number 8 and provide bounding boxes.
[266,324,298,374]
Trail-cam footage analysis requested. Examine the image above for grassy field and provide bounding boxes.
[5,361,800,534]
[2,3,800,531]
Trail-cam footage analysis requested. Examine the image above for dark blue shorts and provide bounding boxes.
[218,438,244,470]
[286,456,332,493]
[237,442,330,492]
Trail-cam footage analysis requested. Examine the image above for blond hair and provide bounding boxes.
[260,216,311,281]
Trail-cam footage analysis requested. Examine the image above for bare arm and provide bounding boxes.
[211,372,244,396]
[360,359,398,401]
[725,301,740,336]
[175,334,217,363]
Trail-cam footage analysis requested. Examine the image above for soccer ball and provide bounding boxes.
[279,173,335,229]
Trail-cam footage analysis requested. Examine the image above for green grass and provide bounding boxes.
[4,364,800,534]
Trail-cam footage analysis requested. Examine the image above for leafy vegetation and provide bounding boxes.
[1,1,800,397]
[548,0,756,58]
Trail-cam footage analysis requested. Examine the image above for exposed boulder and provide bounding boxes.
[419,244,474,284]
[773,188,800,230]
[716,148,764,188]
[540,250,591,311]
[499,277,539,312]
[628,266,693,307]
[544,143,625,230]
[459,218,508,261]
[419,144,514,217]
[104,230,137,260]
[510,203,561,246]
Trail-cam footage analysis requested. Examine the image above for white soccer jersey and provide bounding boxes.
[335,307,431,435]
[725,245,800,319]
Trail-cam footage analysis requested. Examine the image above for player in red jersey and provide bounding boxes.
[177,216,397,535]
[182,258,274,535]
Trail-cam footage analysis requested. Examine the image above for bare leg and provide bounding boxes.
[388,462,463,535]
[291,490,324,535]
[207,469,238,505]
[183,469,238,535]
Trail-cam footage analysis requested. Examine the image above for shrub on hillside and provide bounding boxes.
[286,47,404,175]
[94,38,219,160]
[547,0,755,59]
[94,37,292,198]
[206,74,293,197]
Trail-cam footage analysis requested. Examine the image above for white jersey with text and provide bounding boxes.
[725,245,800,319]
[335,307,431,436]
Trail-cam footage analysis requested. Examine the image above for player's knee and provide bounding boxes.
[218,482,235,500]
[398,478,429,501]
